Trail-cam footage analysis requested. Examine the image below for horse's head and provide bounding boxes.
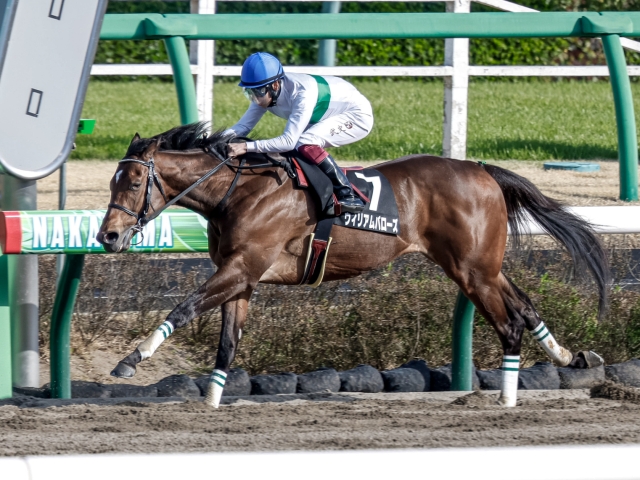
[96,134,167,253]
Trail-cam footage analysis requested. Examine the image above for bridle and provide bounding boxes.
[109,157,168,233]
[108,145,290,242]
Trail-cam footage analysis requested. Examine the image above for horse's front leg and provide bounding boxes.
[109,287,207,378]
[204,289,251,408]
[110,253,263,379]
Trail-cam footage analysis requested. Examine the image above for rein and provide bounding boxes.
[108,148,286,241]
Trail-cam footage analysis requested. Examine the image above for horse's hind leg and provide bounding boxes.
[447,268,526,407]
[506,279,604,369]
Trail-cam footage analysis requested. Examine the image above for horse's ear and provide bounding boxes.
[130,133,141,145]
[143,137,161,160]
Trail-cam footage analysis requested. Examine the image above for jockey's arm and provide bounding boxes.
[224,103,267,137]
[246,93,315,154]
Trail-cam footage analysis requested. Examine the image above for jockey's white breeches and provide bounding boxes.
[295,106,374,150]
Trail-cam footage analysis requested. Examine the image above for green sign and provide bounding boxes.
[0,209,209,255]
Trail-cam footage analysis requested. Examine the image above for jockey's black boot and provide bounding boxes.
[317,154,365,213]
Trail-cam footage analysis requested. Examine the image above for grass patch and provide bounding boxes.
[74,79,634,161]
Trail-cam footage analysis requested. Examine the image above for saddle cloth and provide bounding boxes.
[292,156,400,236]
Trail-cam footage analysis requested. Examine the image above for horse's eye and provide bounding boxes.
[130,183,141,191]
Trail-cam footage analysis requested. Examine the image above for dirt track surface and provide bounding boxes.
[1,390,640,456]
[37,159,635,210]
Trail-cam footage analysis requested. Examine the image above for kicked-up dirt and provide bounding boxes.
[1,389,640,456]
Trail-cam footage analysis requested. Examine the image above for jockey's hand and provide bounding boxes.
[227,142,247,158]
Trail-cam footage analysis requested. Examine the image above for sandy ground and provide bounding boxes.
[1,389,639,456]
[37,159,636,210]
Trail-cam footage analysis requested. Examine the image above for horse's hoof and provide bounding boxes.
[497,396,517,408]
[581,350,604,368]
[111,361,136,378]
[569,350,605,369]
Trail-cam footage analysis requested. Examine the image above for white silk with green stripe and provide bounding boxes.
[205,369,227,408]
[138,321,174,360]
[500,355,520,408]
[229,72,372,154]
[531,321,572,366]
[309,75,331,124]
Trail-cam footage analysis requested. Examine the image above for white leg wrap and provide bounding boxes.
[137,321,174,360]
[531,321,572,366]
[499,355,520,408]
[205,369,227,408]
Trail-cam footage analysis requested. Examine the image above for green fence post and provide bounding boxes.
[318,2,341,67]
[50,254,85,399]
[451,290,474,391]
[164,36,199,125]
[602,34,639,202]
[0,255,12,399]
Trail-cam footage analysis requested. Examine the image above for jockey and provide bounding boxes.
[225,52,373,213]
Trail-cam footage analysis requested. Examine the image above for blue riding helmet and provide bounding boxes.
[238,52,284,88]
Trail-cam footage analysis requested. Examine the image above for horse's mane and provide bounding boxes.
[125,122,234,158]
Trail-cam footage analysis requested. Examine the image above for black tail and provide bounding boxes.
[484,164,611,317]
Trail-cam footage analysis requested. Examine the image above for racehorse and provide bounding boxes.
[97,123,610,408]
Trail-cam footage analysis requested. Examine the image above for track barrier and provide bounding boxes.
[2,445,640,480]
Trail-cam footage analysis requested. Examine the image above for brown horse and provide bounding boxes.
[97,123,609,408]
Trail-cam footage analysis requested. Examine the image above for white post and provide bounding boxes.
[190,0,215,127]
[443,0,470,160]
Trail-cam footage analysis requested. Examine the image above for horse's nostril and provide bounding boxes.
[103,232,119,245]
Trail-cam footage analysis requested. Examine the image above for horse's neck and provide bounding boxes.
[157,150,288,220]
[157,151,233,218]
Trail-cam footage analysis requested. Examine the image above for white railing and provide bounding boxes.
[96,0,640,160]
[3,445,640,480]
[515,206,640,235]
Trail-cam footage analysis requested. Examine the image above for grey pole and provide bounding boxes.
[318,2,341,67]
[56,162,67,278]
[58,162,66,210]
[3,176,39,388]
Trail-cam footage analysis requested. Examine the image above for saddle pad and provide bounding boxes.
[293,156,334,215]
[336,168,400,236]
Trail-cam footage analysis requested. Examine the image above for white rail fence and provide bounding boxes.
[98,0,640,159]
[3,445,640,480]
[517,206,640,235]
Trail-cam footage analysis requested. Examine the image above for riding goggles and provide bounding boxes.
[243,86,270,103]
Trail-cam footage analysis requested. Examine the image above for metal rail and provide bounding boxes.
[99,12,640,40]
